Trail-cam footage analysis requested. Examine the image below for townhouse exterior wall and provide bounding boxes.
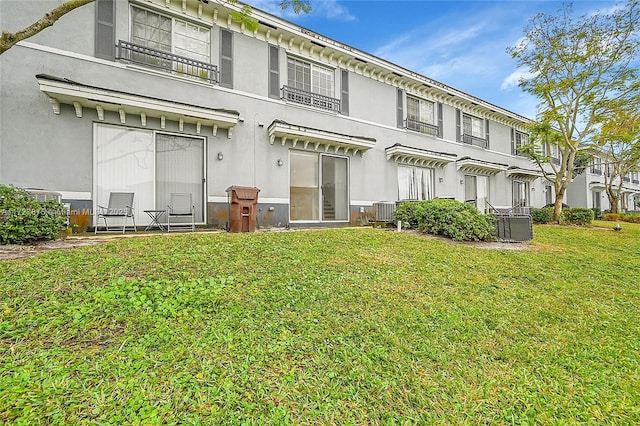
[1,0,577,229]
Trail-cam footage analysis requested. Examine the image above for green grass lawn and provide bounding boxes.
[1,221,639,424]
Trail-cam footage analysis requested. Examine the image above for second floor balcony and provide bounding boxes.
[406,119,439,137]
[591,167,603,175]
[117,40,219,84]
[282,85,340,112]
[624,176,631,182]
[462,134,488,149]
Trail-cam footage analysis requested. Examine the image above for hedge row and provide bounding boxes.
[603,212,640,223]
[394,199,496,242]
[530,207,594,225]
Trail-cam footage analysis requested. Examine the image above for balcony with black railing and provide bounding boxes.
[462,133,488,149]
[590,167,602,175]
[282,85,340,112]
[633,179,639,184]
[551,157,561,165]
[117,40,218,84]
[406,118,439,137]
[624,176,631,182]
[512,146,528,157]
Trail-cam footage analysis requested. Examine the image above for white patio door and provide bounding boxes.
[155,134,204,223]
[94,124,154,227]
[94,124,205,226]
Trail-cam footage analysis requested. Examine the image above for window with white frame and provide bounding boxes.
[397,165,434,201]
[592,190,602,209]
[463,114,484,138]
[513,130,528,156]
[406,96,436,135]
[287,57,334,97]
[512,180,529,207]
[591,157,603,175]
[545,185,553,205]
[130,6,211,77]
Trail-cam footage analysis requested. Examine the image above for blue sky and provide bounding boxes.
[244,0,619,120]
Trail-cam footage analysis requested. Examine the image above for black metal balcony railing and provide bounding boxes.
[591,167,602,175]
[462,133,488,149]
[282,85,341,112]
[512,146,528,157]
[633,179,639,184]
[117,40,219,83]
[406,118,439,137]
[624,176,631,182]
[551,157,561,165]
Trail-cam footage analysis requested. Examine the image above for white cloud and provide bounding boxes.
[500,67,537,91]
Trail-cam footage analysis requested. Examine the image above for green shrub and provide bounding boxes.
[0,184,66,244]
[531,207,554,224]
[566,207,594,226]
[603,213,620,221]
[591,207,603,220]
[415,199,496,242]
[393,201,425,229]
[621,212,640,223]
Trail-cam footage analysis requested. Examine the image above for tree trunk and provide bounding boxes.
[553,187,565,223]
[610,197,619,214]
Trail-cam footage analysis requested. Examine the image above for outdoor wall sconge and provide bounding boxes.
[217,152,223,161]
[439,177,444,183]
[277,159,284,167]
[460,179,464,185]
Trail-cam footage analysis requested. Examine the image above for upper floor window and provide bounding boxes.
[591,157,603,175]
[118,6,216,83]
[543,143,561,165]
[287,57,334,97]
[463,114,483,138]
[406,96,438,136]
[283,57,339,111]
[513,130,528,156]
[131,7,210,62]
[460,113,488,148]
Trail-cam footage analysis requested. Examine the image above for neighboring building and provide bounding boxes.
[0,0,606,229]
[567,151,640,212]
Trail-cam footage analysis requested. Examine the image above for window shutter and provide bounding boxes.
[268,45,280,99]
[485,119,490,148]
[437,102,443,138]
[396,89,404,128]
[95,0,115,61]
[456,109,461,141]
[511,128,515,155]
[341,69,349,115]
[220,29,233,88]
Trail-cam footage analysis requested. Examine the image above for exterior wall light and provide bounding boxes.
[217,152,223,161]
[277,159,284,167]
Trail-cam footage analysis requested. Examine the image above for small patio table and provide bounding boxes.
[144,209,166,231]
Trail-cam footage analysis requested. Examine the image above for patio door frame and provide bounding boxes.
[93,123,207,226]
[288,150,350,223]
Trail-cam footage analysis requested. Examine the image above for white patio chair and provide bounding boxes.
[95,192,136,234]
[167,193,195,232]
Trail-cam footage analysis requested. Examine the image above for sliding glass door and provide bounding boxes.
[290,151,348,222]
[94,124,205,226]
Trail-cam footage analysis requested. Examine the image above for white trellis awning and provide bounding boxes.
[268,120,376,156]
[385,144,456,168]
[36,74,239,137]
[506,167,544,181]
[457,157,508,176]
